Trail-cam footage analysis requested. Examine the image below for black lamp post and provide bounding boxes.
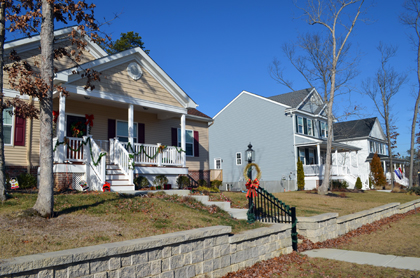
[246,143,255,180]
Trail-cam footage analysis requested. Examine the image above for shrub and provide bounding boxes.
[17,173,37,189]
[211,180,222,188]
[153,175,168,188]
[370,153,386,189]
[196,186,220,193]
[331,180,348,190]
[297,157,305,190]
[198,179,207,187]
[355,177,363,190]
[407,187,420,196]
[368,177,373,189]
[134,176,149,190]
[176,175,190,189]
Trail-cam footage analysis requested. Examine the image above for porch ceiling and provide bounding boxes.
[295,141,361,152]
[54,90,183,118]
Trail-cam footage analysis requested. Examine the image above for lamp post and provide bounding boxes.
[245,143,255,219]
[246,143,255,180]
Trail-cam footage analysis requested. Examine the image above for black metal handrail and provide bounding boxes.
[186,174,199,188]
[247,186,298,251]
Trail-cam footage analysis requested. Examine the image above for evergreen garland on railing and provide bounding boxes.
[53,137,106,167]
[124,142,185,160]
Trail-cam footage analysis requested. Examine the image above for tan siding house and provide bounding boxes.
[3,27,212,191]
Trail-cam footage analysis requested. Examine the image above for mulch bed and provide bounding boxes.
[222,208,420,277]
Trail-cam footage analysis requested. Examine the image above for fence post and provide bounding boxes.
[291,206,298,252]
[157,143,162,167]
[109,139,114,163]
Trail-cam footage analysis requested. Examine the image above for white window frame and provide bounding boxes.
[321,122,328,138]
[236,152,242,165]
[370,141,374,153]
[307,119,313,136]
[116,120,138,143]
[3,107,14,146]
[297,116,304,134]
[215,158,222,169]
[178,128,194,157]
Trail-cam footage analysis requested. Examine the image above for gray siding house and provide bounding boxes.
[209,88,361,192]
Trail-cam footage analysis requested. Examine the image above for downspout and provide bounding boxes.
[26,96,33,173]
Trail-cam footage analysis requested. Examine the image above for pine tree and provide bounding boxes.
[370,153,387,189]
[297,157,305,191]
[355,176,363,190]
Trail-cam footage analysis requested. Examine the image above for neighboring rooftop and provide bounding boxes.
[267,88,313,108]
[334,117,377,140]
[187,108,212,119]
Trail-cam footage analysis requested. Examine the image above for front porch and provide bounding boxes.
[297,141,365,190]
[53,136,188,192]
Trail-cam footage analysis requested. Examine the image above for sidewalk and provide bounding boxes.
[302,249,420,271]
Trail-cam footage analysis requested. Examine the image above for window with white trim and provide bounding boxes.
[3,107,13,145]
[215,158,222,169]
[299,149,305,164]
[116,121,138,143]
[307,119,313,136]
[236,152,242,165]
[321,122,328,138]
[178,129,194,156]
[297,116,304,134]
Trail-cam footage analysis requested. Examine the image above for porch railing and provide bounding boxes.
[66,137,85,162]
[303,164,351,176]
[121,142,184,167]
[86,137,107,189]
[113,139,133,184]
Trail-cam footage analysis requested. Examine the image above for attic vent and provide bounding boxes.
[127,62,143,80]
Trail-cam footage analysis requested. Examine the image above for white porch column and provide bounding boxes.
[57,92,66,163]
[335,149,338,175]
[349,151,352,175]
[181,114,186,167]
[356,151,359,168]
[128,104,134,146]
[383,161,386,174]
[317,144,321,166]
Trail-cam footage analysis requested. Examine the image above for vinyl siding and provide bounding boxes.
[57,99,208,171]
[209,93,295,186]
[3,40,96,90]
[4,99,40,167]
[69,61,183,108]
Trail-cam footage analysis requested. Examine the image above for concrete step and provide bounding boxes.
[107,180,130,186]
[106,174,127,180]
[189,195,248,219]
[111,185,135,192]
[225,208,248,220]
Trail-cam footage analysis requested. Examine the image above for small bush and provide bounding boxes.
[153,175,168,188]
[134,176,149,190]
[198,179,207,187]
[17,173,37,189]
[297,157,305,190]
[196,186,220,193]
[368,177,373,189]
[407,187,420,196]
[355,177,363,190]
[176,175,190,189]
[331,180,348,190]
[211,180,222,188]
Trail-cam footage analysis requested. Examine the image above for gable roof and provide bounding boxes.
[333,117,377,140]
[267,88,313,108]
[188,108,211,119]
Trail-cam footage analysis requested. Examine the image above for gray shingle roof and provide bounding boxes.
[266,88,313,108]
[333,117,377,140]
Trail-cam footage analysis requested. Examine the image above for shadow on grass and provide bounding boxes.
[55,199,108,216]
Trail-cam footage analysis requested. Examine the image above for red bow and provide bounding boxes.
[245,179,259,198]
[53,111,59,123]
[85,114,94,127]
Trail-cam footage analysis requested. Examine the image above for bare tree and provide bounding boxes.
[271,0,366,194]
[362,43,407,189]
[0,1,5,202]
[2,0,104,217]
[401,0,420,188]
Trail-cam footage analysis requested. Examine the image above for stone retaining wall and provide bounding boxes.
[0,224,292,278]
[297,199,420,243]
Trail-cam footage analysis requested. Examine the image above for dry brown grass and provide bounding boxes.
[219,190,419,217]
[338,211,420,257]
[0,192,266,260]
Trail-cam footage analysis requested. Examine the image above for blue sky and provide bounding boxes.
[7,0,415,156]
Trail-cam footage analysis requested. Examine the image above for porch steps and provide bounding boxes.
[189,195,248,220]
[106,164,134,191]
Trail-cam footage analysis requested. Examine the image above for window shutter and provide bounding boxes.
[303,118,307,135]
[305,148,309,165]
[194,131,199,157]
[295,115,298,133]
[314,148,318,164]
[138,123,145,143]
[108,119,116,139]
[319,121,322,137]
[14,116,26,146]
[171,128,177,146]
